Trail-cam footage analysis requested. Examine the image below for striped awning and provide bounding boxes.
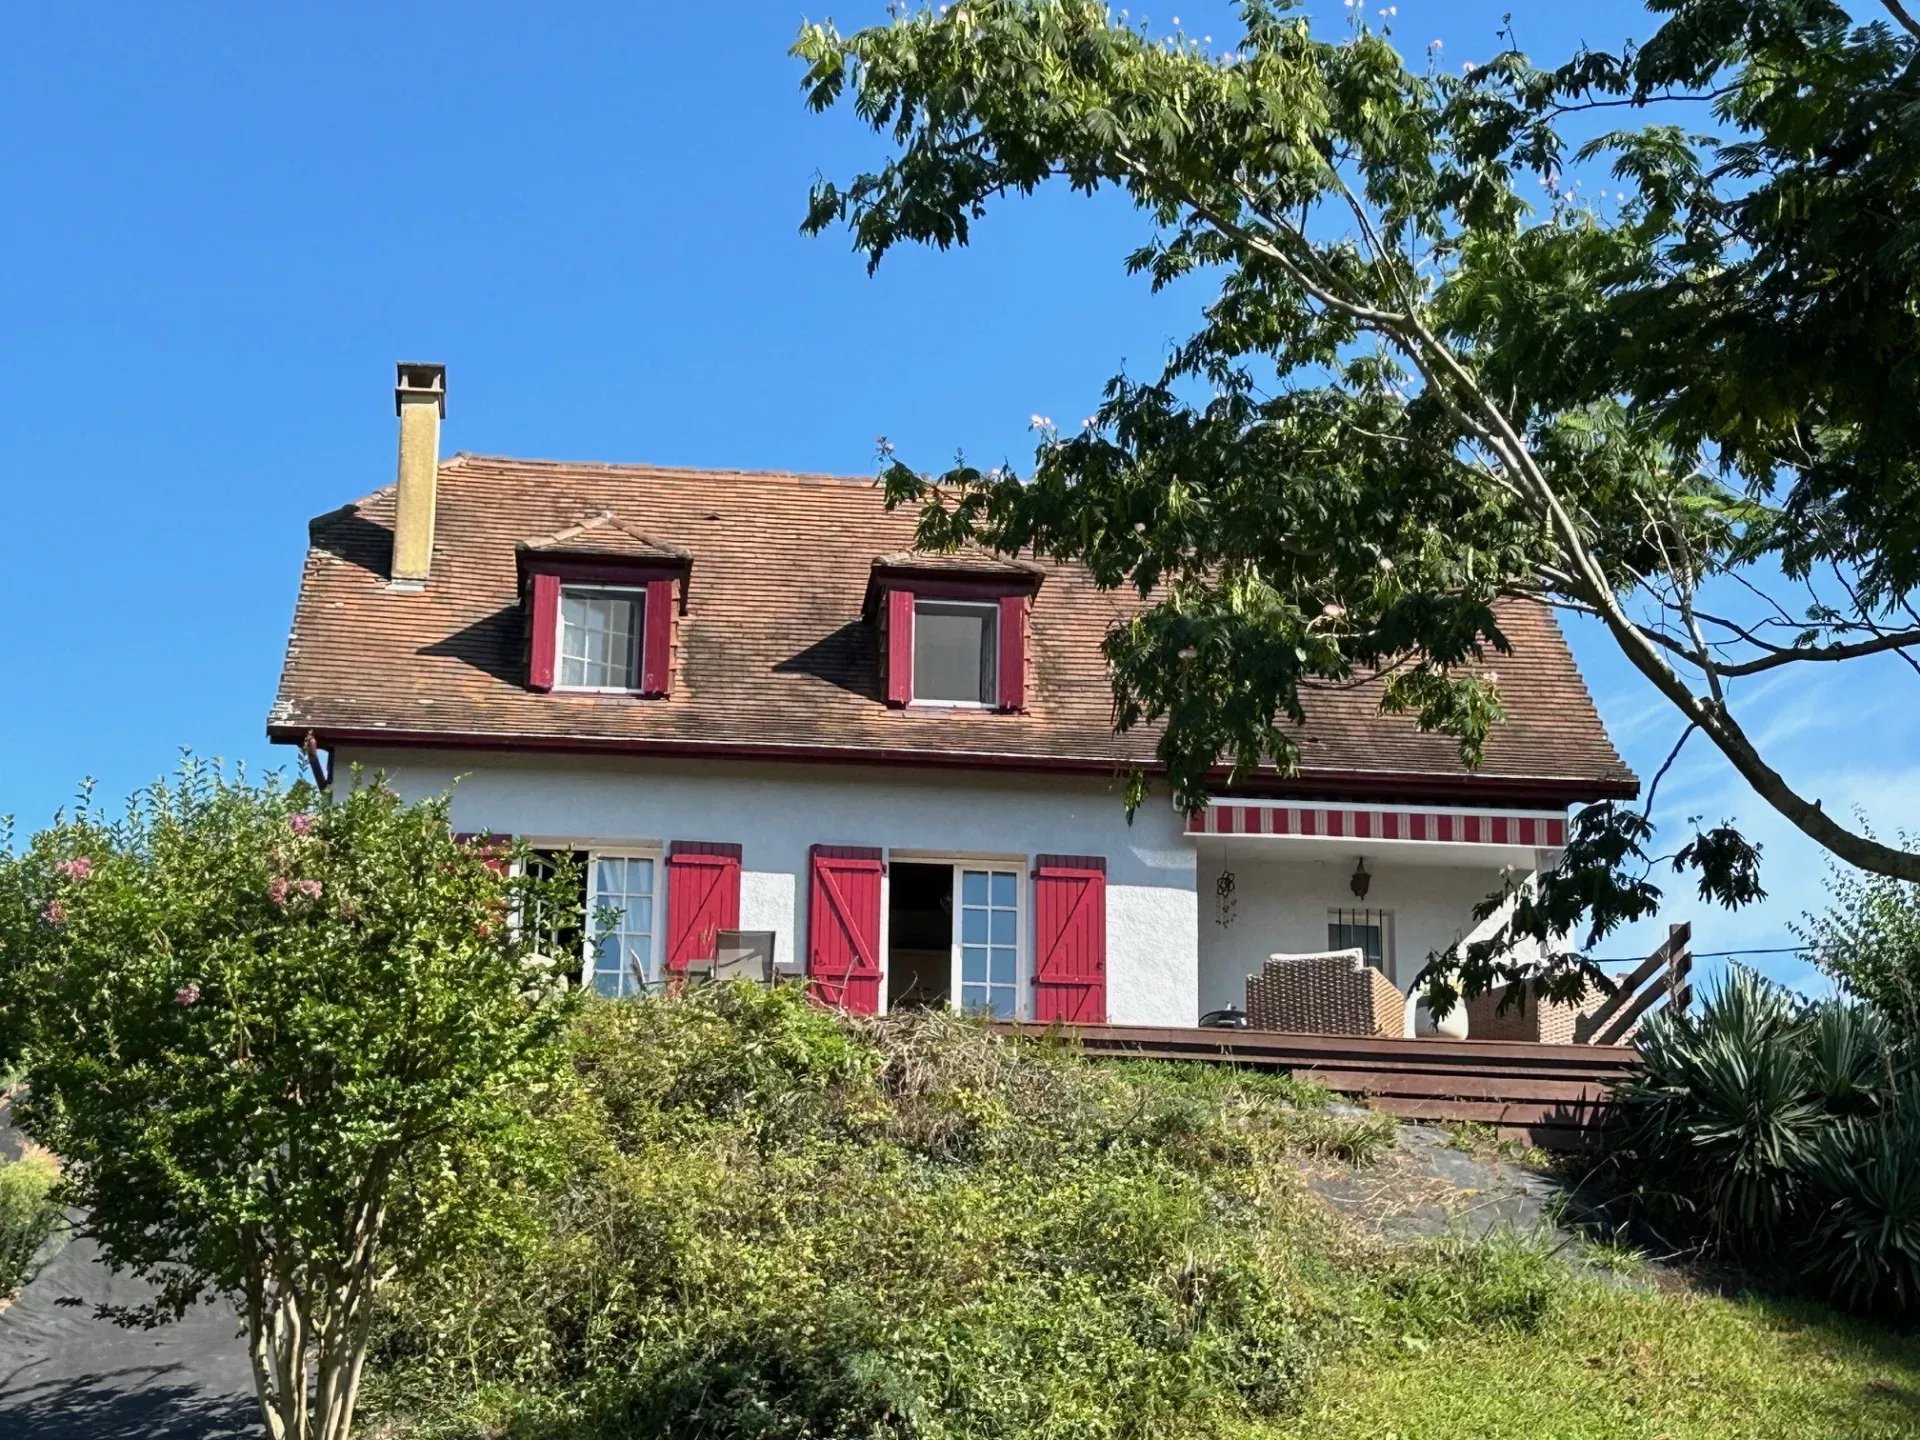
[1186,801,1566,848]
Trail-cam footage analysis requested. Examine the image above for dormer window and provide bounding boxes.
[865,551,1044,714]
[517,511,691,698]
[558,586,644,692]
[912,599,999,707]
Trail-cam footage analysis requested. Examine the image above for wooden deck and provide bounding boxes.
[993,1022,1639,1150]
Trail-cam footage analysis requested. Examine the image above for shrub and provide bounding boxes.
[0,763,580,1440]
[368,985,1356,1440]
[1606,967,1919,1312]
[0,1146,61,1296]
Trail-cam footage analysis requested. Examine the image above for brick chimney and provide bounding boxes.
[391,362,446,585]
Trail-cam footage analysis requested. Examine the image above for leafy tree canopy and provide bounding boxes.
[0,763,580,1440]
[797,0,1920,1006]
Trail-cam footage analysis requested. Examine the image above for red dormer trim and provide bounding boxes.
[518,553,689,699]
[865,564,1040,713]
[997,592,1028,713]
[885,587,914,708]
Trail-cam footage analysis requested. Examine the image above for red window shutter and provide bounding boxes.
[454,832,513,875]
[884,587,914,708]
[640,577,676,696]
[665,841,742,973]
[807,844,883,1013]
[996,593,1028,712]
[1032,854,1106,1024]
[528,572,560,692]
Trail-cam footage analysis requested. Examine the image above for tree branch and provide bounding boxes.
[1882,0,1920,44]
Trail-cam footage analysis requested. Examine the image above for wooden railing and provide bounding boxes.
[991,1022,1638,1149]
[1580,922,1692,1046]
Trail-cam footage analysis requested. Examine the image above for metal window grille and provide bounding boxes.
[1327,908,1393,972]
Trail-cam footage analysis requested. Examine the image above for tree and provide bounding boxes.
[795,0,1920,1007]
[0,762,579,1440]
[1797,824,1920,1030]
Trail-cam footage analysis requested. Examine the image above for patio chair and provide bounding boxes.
[1245,949,1406,1037]
[1464,981,1610,1045]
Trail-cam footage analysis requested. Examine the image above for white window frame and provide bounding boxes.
[951,862,1025,1020]
[554,583,647,695]
[909,598,1000,709]
[516,840,665,995]
[881,849,1028,1020]
[583,848,665,996]
[1327,907,1395,974]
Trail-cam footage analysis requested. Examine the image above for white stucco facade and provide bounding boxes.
[338,746,1551,1029]
[341,747,1199,1026]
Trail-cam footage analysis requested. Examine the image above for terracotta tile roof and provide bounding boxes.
[517,509,689,561]
[269,454,1637,802]
[871,546,1045,576]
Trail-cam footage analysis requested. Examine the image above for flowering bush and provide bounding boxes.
[0,760,582,1440]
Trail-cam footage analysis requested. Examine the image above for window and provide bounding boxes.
[524,848,589,962]
[957,868,1020,1018]
[558,586,643,691]
[912,600,998,706]
[587,854,658,997]
[1328,908,1393,972]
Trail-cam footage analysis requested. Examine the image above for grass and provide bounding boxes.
[1104,1059,1400,1164]
[1274,1271,1920,1439]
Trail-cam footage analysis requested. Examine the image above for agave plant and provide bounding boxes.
[1800,1087,1920,1313]
[1608,967,1918,1314]
[1611,969,1821,1251]
[1800,1001,1895,1118]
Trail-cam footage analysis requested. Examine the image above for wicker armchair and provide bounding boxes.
[1245,950,1407,1037]
[1465,981,1611,1045]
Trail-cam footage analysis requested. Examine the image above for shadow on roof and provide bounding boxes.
[308,505,392,580]
[419,605,524,686]
[768,619,882,701]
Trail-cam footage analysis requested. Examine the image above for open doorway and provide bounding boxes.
[887,862,953,1011]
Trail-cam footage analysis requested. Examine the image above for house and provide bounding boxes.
[269,364,1638,1028]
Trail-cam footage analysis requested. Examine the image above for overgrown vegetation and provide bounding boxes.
[1606,968,1920,1314]
[368,985,1362,1439]
[365,984,1920,1440]
[0,1145,61,1299]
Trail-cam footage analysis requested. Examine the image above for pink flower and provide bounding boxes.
[55,857,93,881]
[175,983,201,1007]
[295,879,323,900]
[268,876,291,907]
[288,813,315,837]
[43,899,66,925]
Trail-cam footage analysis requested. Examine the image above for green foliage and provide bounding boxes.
[1607,968,1920,1313]
[795,0,1920,1007]
[0,760,581,1440]
[369,984,1366,1440]
[0,1148,61,1297]
[1796,825,1920,1028]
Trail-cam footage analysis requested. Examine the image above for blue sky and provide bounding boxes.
[2,1,1909,991]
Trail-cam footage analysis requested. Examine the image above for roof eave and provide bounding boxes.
[268,720,1639,807]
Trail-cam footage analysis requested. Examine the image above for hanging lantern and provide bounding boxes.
[1349,857,1372,900]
